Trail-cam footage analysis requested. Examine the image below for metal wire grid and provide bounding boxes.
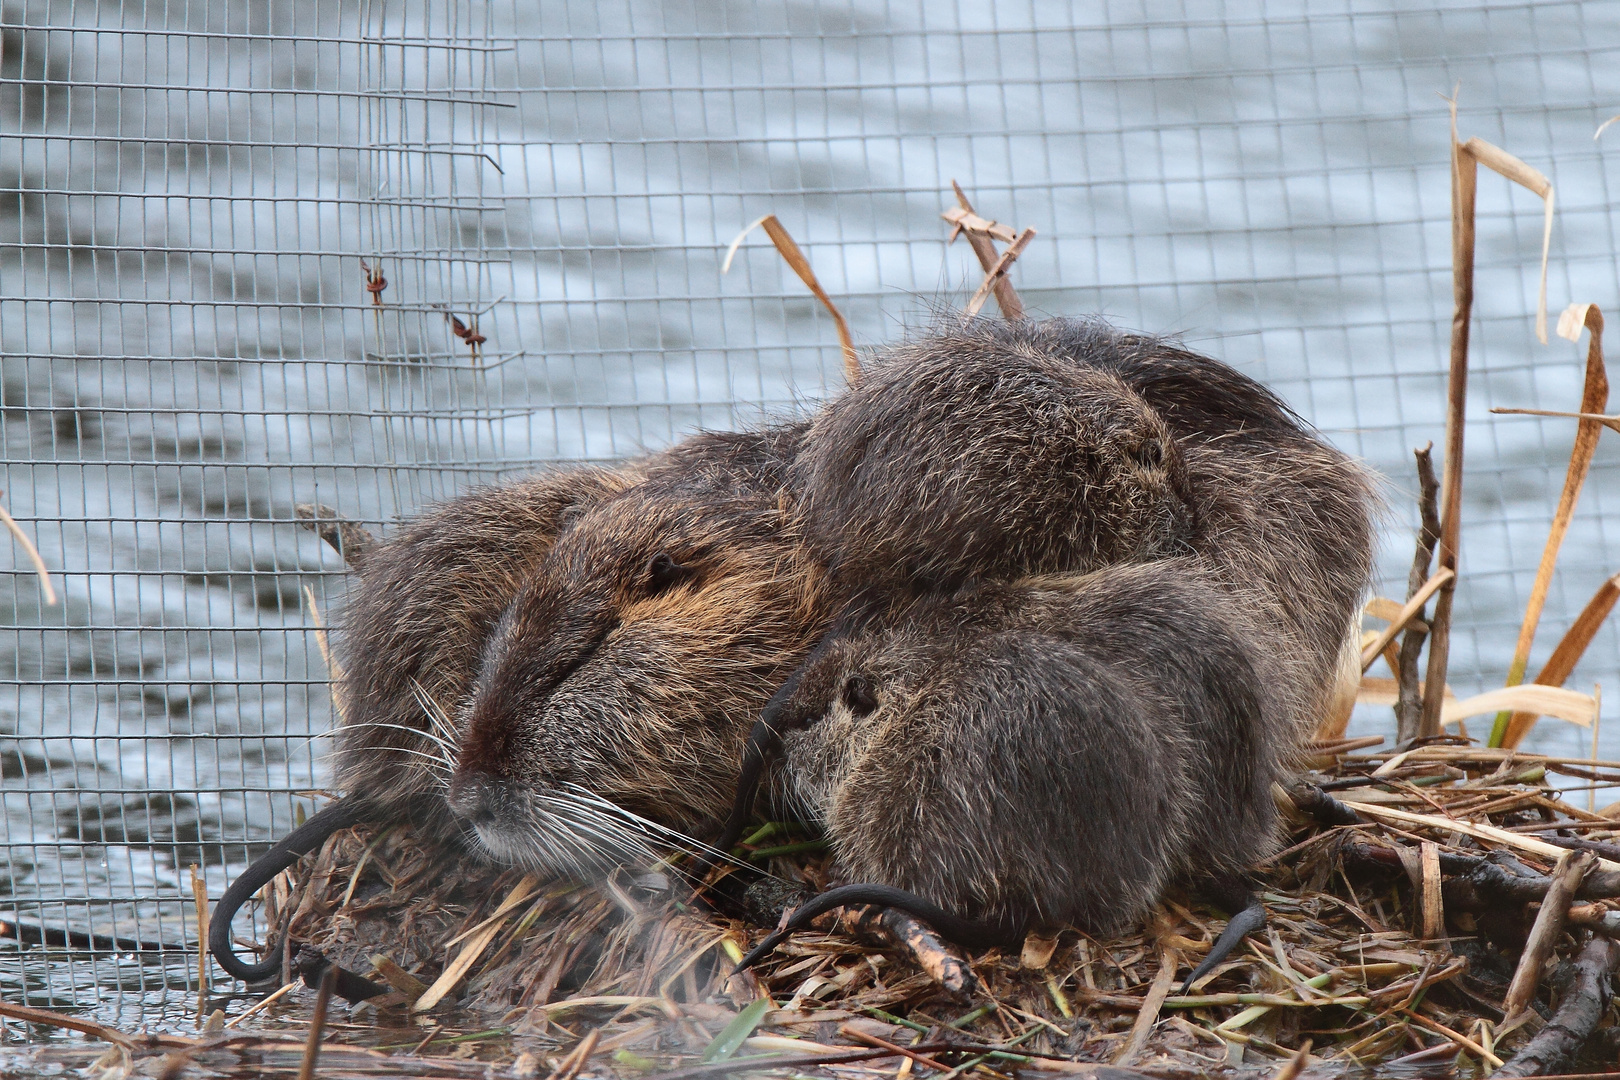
[3,0,1620,1031]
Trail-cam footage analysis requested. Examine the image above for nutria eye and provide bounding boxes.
[842,675,878,718]
[646,552,691,593]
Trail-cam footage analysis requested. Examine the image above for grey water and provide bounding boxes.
[3,0,1620,1028]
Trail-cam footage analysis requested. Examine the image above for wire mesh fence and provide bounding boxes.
[3,0,1620,1032]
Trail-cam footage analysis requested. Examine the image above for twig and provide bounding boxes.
[0,495,58,606]
[837,1026,954,1073]
[1494,935,1620,1077]
[1503,851,1595,1022]
[942,182,1024,319]
[1496,304,1608,748]
[1396,445,1442,743]
[962,228,1035,320]
[297,965,336,1080]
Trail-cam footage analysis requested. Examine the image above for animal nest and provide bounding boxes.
[252,740,1620,1078]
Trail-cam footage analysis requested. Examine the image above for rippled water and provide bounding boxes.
[3,0,1620,1033]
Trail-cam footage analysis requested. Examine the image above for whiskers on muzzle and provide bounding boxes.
[468,782,749,884]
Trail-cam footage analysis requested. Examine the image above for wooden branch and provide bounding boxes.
[1396,445,1442,743]
[1494,934,1620,1077]
[1502,851,1593,1022]
[944,181,1024,319]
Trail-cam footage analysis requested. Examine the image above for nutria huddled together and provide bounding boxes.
[210,316,1376,996]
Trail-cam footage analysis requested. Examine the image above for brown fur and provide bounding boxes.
[791,317,1378,740]
[441,428,833,875]
[769,562,1285,935]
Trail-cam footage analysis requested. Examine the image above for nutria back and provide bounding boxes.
[792,330,1195,592]
[770,561,1284,935]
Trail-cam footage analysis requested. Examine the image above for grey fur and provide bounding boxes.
[774,563,1283,935]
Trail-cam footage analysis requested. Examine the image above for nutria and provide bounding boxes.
[724,318,1375,980]
[791,333,1196,596]
[736,562,1284,987]
[790,316,1376,731]
[335,422,810,839]
[444,463,830,878]
[212,423,820,986]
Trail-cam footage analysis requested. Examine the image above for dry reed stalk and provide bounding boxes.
[1350,802,1620,871]
[1492,304,1609,747]
[1114,948,1177,1064]
[1497,573,1620,747]
[1420,101,1478,740]
[723,215,858,381]
[413,873,540,1011]
[296,965,337,1080]
[0,496,57,606]
[190,864,210,1024]
[943,181,1024,319]
[1360,569,1453,672]
[1442,684,1596,729]
[1422,113,1560,737]
[1502,851,1593,1023]
[1268,1039,1312,1080]
[223,979,297,1028]
[1419,842,1444,943]
[962,228,1036,319]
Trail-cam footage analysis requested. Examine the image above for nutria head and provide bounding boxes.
[792,327,1196,593]
[446,483,826,876]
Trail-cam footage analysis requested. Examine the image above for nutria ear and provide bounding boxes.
[842,674,878,718]
[645,551,692,593]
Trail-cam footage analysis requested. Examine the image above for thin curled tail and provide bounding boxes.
[209,797,362,984]
[734,883,1024,973]
[1180,888,1266,993]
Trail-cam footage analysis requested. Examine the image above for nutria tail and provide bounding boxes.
[208,797,364,985]
[734,883,1025,973]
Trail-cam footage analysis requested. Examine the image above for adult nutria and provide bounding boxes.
[737,562,1285,986]
[329,423,810,833]
[212,423,820,986]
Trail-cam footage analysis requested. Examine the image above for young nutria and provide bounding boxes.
[722,318,1374,981]
[791,334,1196,596]
[737,562,1284,986]
[790,317,1376,731]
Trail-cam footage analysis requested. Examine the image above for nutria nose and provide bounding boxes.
[447,773,504,826]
